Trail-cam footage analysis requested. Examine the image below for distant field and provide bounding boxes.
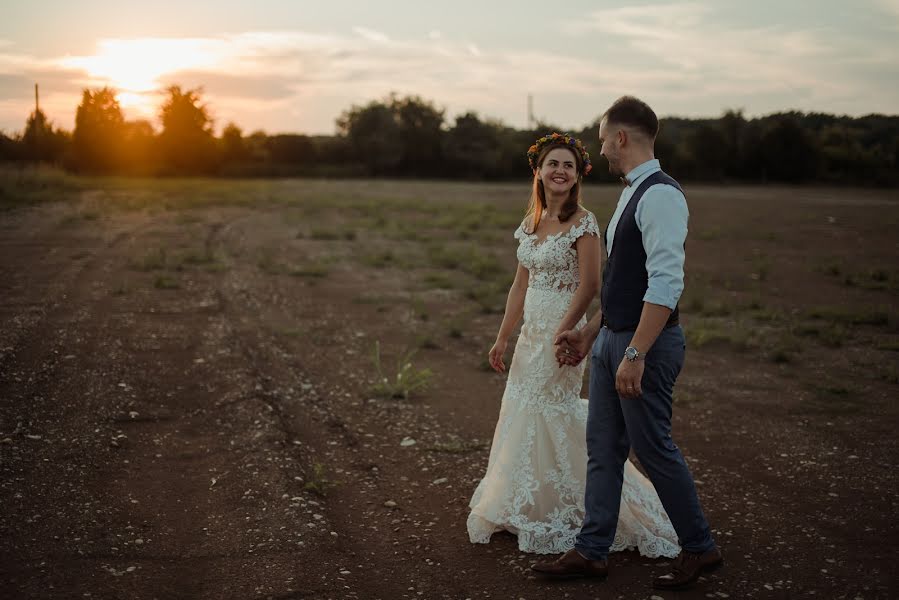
[1,167,897,598]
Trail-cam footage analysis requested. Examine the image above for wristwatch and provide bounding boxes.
[624,346,643,362]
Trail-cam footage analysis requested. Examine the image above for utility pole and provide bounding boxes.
[527,94,535,130]
[35,83,39,113]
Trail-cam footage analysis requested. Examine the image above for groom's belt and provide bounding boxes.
[601,315,680,333]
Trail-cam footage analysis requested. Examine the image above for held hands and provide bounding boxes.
[615,357,644,399]
[553,328,591,367]
[488,338,509,373]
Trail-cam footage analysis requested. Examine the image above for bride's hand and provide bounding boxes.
[488,339,508,373]
[554,329,588,366]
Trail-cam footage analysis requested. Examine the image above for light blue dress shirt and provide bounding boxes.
[604,159,689,311]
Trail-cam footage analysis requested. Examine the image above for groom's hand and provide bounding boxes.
[554,329,588,367]
[615,358,644,399]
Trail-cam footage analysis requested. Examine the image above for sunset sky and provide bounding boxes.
[2,0,897,136]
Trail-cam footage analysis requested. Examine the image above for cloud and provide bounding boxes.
[352,27,390,44]
[0,13,895,136]
[565,2,899,116]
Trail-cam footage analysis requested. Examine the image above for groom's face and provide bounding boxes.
[598,118,623,177]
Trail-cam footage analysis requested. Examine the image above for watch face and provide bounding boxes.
[625,347,638,361]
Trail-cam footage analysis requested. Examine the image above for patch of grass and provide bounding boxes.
[416,334,440,350]
[768,347,795,364]
[818,261,844,279]
[465,281,509,314]
[410,296,429,321]
[360,250,396,269]
[352,293,387,305]
[426,244,463,269]
[175,212,203,224]
[699,300,734,317]
[749,256,771,282]
[478,357,495,372]
[880,365,899,385]
[425,439,488,454]
[257,251,281,274]
[695,227,722,241]
[806,306,890,327]
[153,275,180,289]
[303,462,333,497]
[309,228,350,241]
[798,384,865,416]
[0,164,83,210]
[821,262,895,292]
[423,272,455,290]
[289,264,329,278]
[179,248,217,266]
[202,261,229,273]
[750,307,785,323]
[684,294,705,313]
[426,244,504,281]
[369,341,433,400]
[447,318,465,339]
[684,320,754,351]
[131,248,167,271]
[673,389,700,407]
[277,328,305,338]
[745,296,763,310]
[60,210,101,226]
[792,323,821,337]
[792,322,847,347]
[876,338,899,352]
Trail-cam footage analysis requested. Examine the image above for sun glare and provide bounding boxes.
[61,38,221,115]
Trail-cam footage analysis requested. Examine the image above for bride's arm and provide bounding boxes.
[487,263,529,373]
[553,232,600,337]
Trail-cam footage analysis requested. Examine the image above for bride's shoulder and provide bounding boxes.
[577,208,596,221]
[571,208,599,237]
[515,216,534,240]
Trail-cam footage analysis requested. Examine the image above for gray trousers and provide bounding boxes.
[574,325,715,559]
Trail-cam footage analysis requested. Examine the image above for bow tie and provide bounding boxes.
[620,176,631,187]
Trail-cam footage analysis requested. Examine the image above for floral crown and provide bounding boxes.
[527,132,592,176]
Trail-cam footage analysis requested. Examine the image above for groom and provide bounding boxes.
[532,96,722,590]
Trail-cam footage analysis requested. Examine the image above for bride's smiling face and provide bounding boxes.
[538,147,579,195]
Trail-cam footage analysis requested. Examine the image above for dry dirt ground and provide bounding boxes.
[0,178,897,600]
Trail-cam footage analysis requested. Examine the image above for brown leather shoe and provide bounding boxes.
[652,547,723,590]
[530,549,609,580]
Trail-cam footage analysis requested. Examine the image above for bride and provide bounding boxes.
[466,133,679,558]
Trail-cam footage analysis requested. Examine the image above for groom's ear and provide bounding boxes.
[617,128,628,147]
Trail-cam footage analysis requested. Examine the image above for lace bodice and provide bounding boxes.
[514,211,600,292]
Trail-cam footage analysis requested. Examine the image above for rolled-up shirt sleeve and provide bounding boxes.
[636,185,689,310]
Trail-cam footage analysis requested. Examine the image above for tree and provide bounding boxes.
[0,131,20,161]
[121,120,157,175]
[337,94,445,176]
[20,108,69,164]
[158,86,217,174]
[221,122,248,165]
[757,114,821,182]
[266,134,316,165]
[686,123,730,181]
[391,95,444,175]
[72,87,125,173]
[337,100,403,175]
[443,112,502,179]
[719,109,747,178]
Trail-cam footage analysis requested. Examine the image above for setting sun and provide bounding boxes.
[60,38,221,115]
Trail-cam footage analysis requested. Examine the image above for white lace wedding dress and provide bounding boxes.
[466,210,680,558]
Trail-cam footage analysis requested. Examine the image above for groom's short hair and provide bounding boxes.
[603,96,659,140]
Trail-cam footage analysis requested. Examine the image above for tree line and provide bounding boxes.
[2,86,897,185]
